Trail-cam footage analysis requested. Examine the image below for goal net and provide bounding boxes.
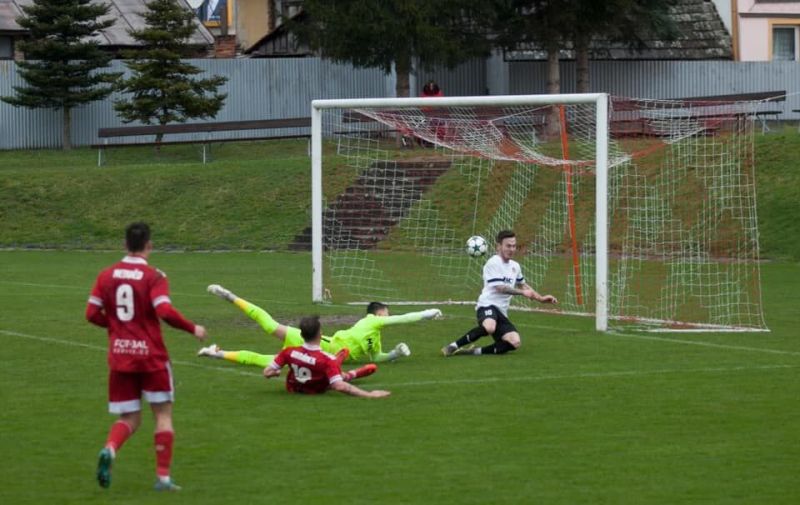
[309,94,768,332]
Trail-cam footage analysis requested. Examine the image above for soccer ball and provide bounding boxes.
[465,235,488,257]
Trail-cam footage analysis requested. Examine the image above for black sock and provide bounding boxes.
[455,326,488,348]
[480,340,516,355]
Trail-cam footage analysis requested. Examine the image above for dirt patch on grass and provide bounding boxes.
[226,314,362,329]
[307,314,361,327]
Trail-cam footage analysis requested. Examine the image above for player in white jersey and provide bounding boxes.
[441,230,557,356]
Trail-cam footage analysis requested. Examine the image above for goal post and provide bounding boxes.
[594,94,609,332]
[309,93,768,333]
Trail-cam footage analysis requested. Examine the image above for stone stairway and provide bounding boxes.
[289,159,451,250]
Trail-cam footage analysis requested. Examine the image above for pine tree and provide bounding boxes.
[1,0,120,150]
[114,0,227,144]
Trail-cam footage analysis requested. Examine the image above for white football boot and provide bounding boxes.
[197,344,222,358]
[207,284,236,302]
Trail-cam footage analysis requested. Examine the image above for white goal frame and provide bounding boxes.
[311,93,611,331]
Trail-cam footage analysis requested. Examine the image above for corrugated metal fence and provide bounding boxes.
[1,58,799,150]
[0,58,389,149]
[509,60,800,111]
[417,58,487,97]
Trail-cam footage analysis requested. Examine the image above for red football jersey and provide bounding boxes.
[88,256,174,372]
[269,344,343,394]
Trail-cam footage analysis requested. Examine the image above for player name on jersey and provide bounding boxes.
[112,268,144,280]
[289,349,317,365]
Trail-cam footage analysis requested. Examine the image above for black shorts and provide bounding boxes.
[476,305,517,341]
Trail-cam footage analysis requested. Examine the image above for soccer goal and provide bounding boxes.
[309,94,768,332]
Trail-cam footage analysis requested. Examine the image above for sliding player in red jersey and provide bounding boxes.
[264,315,390,398]
[86,222,208,491]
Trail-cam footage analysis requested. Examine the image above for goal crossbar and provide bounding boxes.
[311,93,610,330]
[310,93,767,333]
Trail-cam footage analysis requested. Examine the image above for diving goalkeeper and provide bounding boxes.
[197,284,442,366]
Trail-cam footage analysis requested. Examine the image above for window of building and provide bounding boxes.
[773,26,799,61]
[0,36,13,59]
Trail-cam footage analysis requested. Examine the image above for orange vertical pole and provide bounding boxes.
[559,105,584,305]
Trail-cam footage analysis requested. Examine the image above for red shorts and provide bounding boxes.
[108,363,174,414]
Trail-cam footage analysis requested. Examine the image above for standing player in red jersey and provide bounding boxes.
[264,315,390,398]
[86,222,208,491]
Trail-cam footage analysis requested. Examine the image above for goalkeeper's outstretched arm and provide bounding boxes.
[365,309,441,361]
[370,342,411,362]
[379,309,442,326]
[371,351,399,363]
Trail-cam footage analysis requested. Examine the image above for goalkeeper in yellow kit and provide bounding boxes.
[197,284,443,367]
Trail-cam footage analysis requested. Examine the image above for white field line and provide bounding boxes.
[0,279,287,303]
[607,331,800,357]
[0,280,580,333]
[0,280,211,299]
[348,300,772,332]
[369,363,800,389]
[0,280,92,291]
[2,329,797,390]
[2,281,796,355]
[0,329,258,377]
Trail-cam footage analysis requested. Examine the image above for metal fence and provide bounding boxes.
[0,58,389,149]
[1,58,799,150]
[508,60,800,114]
[416,58,487,97]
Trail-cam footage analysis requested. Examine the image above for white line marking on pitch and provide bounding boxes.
[3,329,798,390]
[0,280,86,290]
[4,279,797,354]
[0,280,580,333]
[0,279,286,304]
[369,363,800,388]
[0,329,258,378]
[0,280,211,299]
[608,332,800,356]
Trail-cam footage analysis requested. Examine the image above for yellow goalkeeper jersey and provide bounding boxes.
[325,312,425,361]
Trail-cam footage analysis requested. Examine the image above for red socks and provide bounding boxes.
[104,422,175,480]
[354,363,377,379]
[154,430,174,478]
[345,363,377,381]
[105,420,133,452]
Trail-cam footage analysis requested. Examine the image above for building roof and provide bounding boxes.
[0,1,25,32]
[0,0,215,47]
[243,9,309,57]
[506,0,733,61]
[245,0,732,61]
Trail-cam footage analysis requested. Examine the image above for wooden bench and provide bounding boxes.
[337,108,549,148]
[674,91,786,133]
[334,110,409,149]
[611,91,786,137]
[338,110,398,135]
[92,117,311,166]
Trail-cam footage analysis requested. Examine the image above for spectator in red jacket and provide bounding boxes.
[421,80,444,97]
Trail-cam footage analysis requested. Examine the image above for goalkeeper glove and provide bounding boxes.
[393,342,411,357]
[421,308,443,320]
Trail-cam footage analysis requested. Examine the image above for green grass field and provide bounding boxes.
[2,130,800,259]
[2,129,799,503]
[1,250,798,504]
